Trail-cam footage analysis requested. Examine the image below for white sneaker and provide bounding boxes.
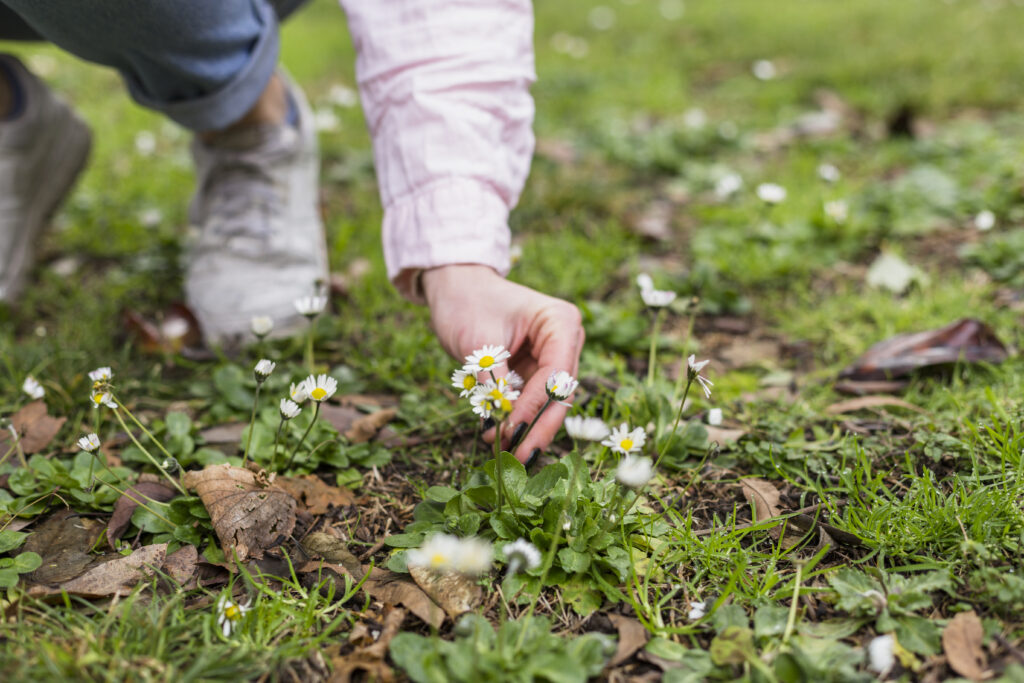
[185,71,328,347]
[0,55,91,303]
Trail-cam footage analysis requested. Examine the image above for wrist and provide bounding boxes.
[421,264,500,307]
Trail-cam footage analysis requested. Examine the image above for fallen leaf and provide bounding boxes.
[278,475,354,515]
[163,544,198,585]
[122,303,202,354]
[629,200,674,242]
[300,532,363,578]
[28,544,167,598]
[345,409,397,444]
[825,395,926,415]
[608,614,650,667]
[329,607,404,683]
[182,464,295,561]
[363,568,445,629]
[106,478,178,548]
[0,401,66,455]
[25,510,104,584]
[408,565,483,619]
[943,611,989,680]
[839,318,1009,383]
[741,478,782,523]
[199,423,246,445]
[705,426,746,444]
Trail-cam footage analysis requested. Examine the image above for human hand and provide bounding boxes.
[422,264,585,463]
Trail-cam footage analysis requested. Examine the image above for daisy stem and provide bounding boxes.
[514,455,579,654]
[782,560,805,645]
[93,461,176,528]
[494,422,503,515]
[647,309,664,387]
[305,317,317,374]
[0,425,27,469]
[242,384,262,468]
[655,376,694,471]
[518,397,553,449]
[285,402,321,472]
[112,407,187,495]
[270,418,286,472]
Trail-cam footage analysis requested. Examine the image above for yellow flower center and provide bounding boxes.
[430,553,447,567]
[92,393,105,404]
[225,605,241,621]
[551,384,558,392]
[462,376,476,390]
[620,438,633,451]
[489,388,503,400]
[310,387,327,401]
[479,355,494,368]
[500,398,512,413]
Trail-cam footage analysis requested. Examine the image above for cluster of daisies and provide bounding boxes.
[407,533,542,578]
[450,345,579,425]
[251,360,339,423]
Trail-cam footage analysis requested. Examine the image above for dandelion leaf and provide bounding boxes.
[182,464,295,561]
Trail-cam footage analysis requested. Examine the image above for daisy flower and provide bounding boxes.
[641,287,677,308]
[289,382,309,403]
[707,408,723,426]
[406,534,464,572]
[22,376,44,400]
[824,199,848,224]
[303,374,337,403]
[616,455,655,488]
[564,416,611,442]
[868,635,895,675]
[450,368,478,398]
[279,399,301,420]
[545,370,579,401]
[463,345,511,373]
[251,316,274,338]
[469,378,519,420]
[216,595,250,638]
[505,370,525,391]
[714,172,743,199]
[454,537,494,575]
[77,433,101,452]
[636,273,655,291]
[975,209,996,231]
[686,355,713,398]
[756,182,787,204]
[294,295,327,318]
[504,538,541,575]
[817,163,841,183]
[254,359,276,381]
[751,59,777,81]
[602,423,646,455]
[90,389,117,409]
[687,601,707,620]
[88,367,113,384]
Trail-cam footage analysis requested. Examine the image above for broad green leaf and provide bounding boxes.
[710,626,756,667]
[753,605,790,639]
[384,533,425,548]
[12,551,41,573]
[0,567,19,588]
[522,463,568,504]
[558,547,591,573]
[425,485,459,503]
[0,530,27,554]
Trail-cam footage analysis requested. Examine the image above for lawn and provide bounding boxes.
[3,0,1024,680]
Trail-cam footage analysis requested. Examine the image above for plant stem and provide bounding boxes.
[112,408,186,495]
[305,317,317,374]
[518,397,553,450]
[647,309,664,387]
[782,561,804,645]
[270,418,286,472]
[654,376,693,470]
[286,402,321,472]
[242,384,262,468]
[494,421,504,515]
[114,397,185,475]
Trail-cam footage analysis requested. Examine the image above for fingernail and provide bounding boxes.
[482,417,495,430]
[525,448,541,469]
[509,422,528,448]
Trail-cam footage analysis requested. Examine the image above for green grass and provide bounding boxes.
[4,0,1024,679]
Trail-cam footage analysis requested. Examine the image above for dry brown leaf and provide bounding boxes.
[28,544,167,598]
[25,510,104,584]
[825,395,926,415]
[0,401,66,454]
[705,426,746,444]
[328,607,404,683]
[408,565,483,619]
[182,464,295,561]
[300,532,363,578]
[943,611,990,680]
[106,478,178,548]
[278,475,354,515]
[163,544,199,585]
[608,614,650,667]
[345,409,397,444]
[741,478,782,522]
[363,567,445,629]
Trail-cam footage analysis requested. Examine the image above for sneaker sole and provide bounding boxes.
[1,108,92,302]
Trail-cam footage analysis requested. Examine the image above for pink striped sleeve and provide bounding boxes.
[338,0,536,302]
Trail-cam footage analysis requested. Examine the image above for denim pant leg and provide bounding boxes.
[0,0,307,130]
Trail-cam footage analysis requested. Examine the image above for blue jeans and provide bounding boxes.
[0,0,308,130]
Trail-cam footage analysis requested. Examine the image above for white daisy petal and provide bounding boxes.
[77,433,101,452]
[463,345,511,373]
[564,416,611,442]
[616,455,655,488]
[22,376,44,400]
